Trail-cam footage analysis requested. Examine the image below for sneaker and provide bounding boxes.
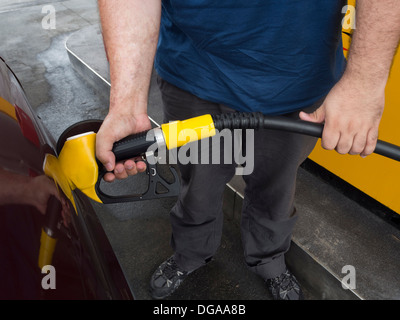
[266,269,304,300]
[150,256,189,299]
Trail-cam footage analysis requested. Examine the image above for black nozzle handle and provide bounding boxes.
[112,129,157,162]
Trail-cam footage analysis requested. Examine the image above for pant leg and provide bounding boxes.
[241,99,323,279]
[157,76,237,272]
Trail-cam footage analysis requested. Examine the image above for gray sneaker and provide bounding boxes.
[150,256,189,299]
[266,269,304,300]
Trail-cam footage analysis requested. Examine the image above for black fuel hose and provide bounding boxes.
[212,112,400,162]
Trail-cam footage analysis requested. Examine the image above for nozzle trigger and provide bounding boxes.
[95,151,180,204]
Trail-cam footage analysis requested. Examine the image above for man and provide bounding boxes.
[96,0,400,300]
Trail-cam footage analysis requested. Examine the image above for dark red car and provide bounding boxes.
[0,56,133,300]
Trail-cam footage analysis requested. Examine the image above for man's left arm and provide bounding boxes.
[300,0,400,157]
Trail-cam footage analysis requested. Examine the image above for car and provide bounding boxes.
[0,56,133,300]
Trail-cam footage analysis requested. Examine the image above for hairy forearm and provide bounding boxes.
[344,0,400,86]
[299,1,400,156]
[98,0,161,115]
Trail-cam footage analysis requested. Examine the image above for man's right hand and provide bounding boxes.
[96,0,161,182]
[96,111,152,182]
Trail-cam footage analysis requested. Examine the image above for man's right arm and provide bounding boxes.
[96,0,161,182]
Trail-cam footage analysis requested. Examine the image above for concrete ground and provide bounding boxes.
[2,0,400,300]
[0,0,108,137]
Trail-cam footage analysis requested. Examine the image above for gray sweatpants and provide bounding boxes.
[157,76,320,280]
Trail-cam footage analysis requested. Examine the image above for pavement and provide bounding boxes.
[2,0,400,300]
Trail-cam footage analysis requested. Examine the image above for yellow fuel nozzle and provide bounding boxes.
[43,131,102,211]
[43,114,217,206]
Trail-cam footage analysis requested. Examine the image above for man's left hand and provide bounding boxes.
[299,75,385,157]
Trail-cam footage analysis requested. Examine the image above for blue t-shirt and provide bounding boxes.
[155,0,347,115]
